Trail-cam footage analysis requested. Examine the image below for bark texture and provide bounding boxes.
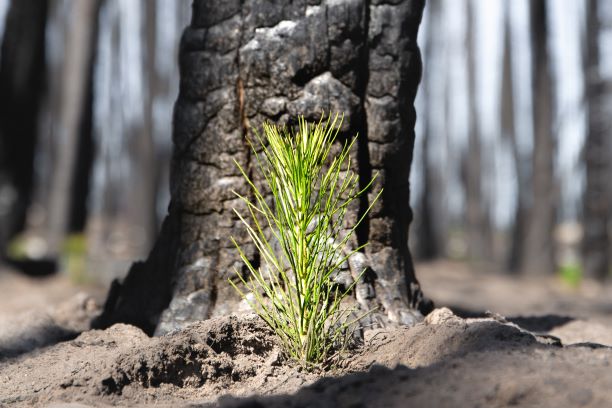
[95,0,431,335]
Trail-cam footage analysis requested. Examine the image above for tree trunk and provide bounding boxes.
[94,0,432,336]
[416,0,444,260]
[87,0,160,285]
[0,0,48,255]
[582,0,609,281]
[45,0,100,255]
[522,0,556,276]
[464,0,492,262]
[500,3,525,273]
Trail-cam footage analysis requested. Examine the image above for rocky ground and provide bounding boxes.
[1,261,612,407]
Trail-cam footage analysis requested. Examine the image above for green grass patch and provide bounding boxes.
[558,263,582,288]
[62,233,89,284]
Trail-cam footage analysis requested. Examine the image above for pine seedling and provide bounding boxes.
[230,113,379,366]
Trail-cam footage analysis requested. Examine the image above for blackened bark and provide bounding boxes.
[94,0,431,335]
[0,0,48,254]
[523,0,556,276]
[582,0,609,281]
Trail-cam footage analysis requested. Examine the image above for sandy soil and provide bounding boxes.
[1,261,612,407]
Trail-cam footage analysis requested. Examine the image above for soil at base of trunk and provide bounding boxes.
[1,307,612,407]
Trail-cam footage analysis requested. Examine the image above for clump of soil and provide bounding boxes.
[0,314,318,406]
[220,309,612,408]
[2,307,612,407]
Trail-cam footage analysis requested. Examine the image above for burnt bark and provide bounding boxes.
[582,0,609,281]
[0,0,48,254]
[94,0,431,335]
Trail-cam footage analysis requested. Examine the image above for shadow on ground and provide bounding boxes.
[213,311,611,408]
[0,318,78,360]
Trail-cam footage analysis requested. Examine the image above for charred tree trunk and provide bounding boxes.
[582,0,609,281]
[94,0,432,335]
[0,0,48,255]
[522,0,556,276]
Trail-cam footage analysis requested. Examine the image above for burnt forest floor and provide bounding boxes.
[1,260,612,407]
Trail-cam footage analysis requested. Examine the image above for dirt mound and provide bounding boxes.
[220,309,612,408]
[0,315,316,406]
[2,308,612,407]
[221,345,612,408]
[347,308,542,370]
[99,315,279,394]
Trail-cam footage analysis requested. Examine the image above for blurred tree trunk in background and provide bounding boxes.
[85,0,188,285]
[119,0,157,271]
[582,0,609,281]
[23,0,68,259]
[0,0,48,256]
[464,0,492,262]
[86,0,153,282]
[94,0,433,335]
[501,3,525,273]
[522,0,556,276]
[416,0,444,260]
[45,0,101,256]
[18,2,189,276]
[16,0,99,272]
